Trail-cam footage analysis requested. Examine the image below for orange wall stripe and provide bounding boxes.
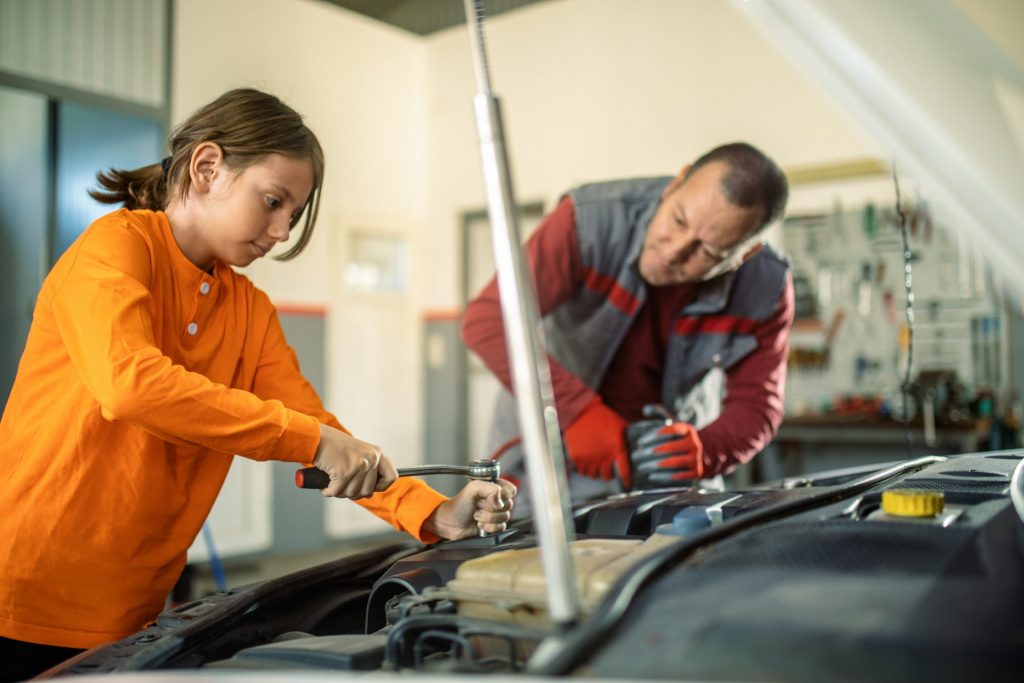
[423,309,463,322]
[274,303,327,317]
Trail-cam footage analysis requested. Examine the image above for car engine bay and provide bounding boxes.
[51,450,1024,682]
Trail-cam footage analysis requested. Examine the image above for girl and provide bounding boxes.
[0,88,514,681]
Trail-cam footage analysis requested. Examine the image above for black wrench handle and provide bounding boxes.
[295,467,330,489]
[293,466,451,489]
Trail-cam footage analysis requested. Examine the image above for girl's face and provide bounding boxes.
[201,152,315,268]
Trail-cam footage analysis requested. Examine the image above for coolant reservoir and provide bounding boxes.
[446,532,680,626]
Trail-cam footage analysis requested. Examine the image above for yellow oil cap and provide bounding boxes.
[882,489,945,517]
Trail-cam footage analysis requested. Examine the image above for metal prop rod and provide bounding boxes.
[462,0,581,628]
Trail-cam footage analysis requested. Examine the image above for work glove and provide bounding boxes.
[625,419,705,490]
[562,397,630,481]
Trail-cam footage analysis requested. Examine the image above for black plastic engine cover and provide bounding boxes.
[586,454,1024,682]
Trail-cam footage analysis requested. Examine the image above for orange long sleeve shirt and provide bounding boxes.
[0,209,446,649]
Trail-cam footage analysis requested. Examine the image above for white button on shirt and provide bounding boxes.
[199,282,210,295]
[187,322,198,336]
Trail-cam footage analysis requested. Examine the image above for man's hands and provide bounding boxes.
[424,479,517,540]
[626,420,705,489]
[562,397,630,480]
[312,423,398,499]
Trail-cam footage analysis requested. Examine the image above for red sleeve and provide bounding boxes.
[461,195,597,428]
[698,272,794,476]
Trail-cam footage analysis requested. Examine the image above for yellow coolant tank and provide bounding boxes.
[446,533,681,627]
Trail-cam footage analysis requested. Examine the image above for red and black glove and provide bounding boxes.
[562,397,630,481]
[625,420,705,490]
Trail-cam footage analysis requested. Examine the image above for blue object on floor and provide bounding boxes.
[201,523,228,593]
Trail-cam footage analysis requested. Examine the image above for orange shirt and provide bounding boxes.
[0,209,446,648]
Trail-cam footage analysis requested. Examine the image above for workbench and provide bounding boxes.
[741,415,982,484]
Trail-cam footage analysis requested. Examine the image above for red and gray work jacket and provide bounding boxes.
[549,177,789,420]
[486,177,790,507]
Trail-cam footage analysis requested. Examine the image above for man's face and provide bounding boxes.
[638,161,764,286]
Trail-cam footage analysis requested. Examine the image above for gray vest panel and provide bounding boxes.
[543,177,665,387]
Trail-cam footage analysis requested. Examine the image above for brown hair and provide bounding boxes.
[684,142,788,233]
[90,88,324,260]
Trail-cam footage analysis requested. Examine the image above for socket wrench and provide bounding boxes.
[294,459,500,489]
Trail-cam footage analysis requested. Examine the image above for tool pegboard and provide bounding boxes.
[779,202,1013,419]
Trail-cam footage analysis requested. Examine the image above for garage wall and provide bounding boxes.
[0,0,168,108]
[173,0,1019,542]
[418,0,886,310]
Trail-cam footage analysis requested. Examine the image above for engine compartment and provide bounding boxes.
[53,451,1024,681]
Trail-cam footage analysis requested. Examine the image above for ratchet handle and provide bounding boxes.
[294,466,424,490]
[295,467,330,489]
[294,466,451,489]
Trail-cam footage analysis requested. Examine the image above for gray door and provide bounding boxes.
[0,86,48,410]
[55,101,164,260]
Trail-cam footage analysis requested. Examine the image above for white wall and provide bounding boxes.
[419,0,887,309]
[174,0,427,306]
[733,0,1024,299]
[954,0,1024,70]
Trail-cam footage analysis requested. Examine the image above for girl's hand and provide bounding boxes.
[424,479,517,540]
[311,424,398,499]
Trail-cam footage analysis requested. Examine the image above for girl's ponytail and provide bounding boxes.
[89,160,169,210]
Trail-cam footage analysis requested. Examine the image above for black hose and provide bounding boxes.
[385,612,549,669]
[892,164,916,455]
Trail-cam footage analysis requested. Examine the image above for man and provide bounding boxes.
[462,142,794,513]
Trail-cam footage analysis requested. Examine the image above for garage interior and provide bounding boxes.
[1,0,1022,606]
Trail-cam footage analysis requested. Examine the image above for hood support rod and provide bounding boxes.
[462,0,581,630]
